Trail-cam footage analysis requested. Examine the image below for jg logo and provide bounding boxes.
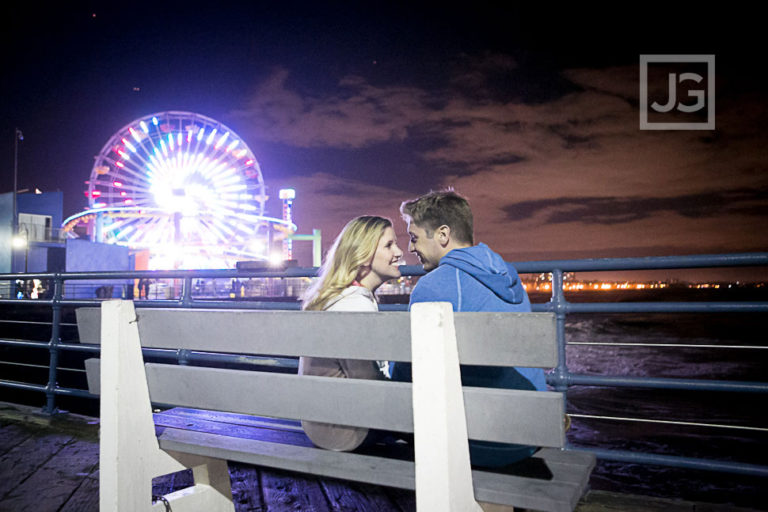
[640,55,715,130]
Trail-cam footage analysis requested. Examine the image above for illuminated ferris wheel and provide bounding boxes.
[66,111,291,269]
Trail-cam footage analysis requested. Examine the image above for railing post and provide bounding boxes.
[177,349,190,366]
[43,274,64,415]
[180,276,193,307]
[549,269,570,393]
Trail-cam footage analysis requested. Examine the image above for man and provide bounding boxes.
[390,189,546,467]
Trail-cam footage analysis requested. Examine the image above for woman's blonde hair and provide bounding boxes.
[302,215,392,311]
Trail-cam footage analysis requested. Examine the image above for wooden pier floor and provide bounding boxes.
[0,401,760,512]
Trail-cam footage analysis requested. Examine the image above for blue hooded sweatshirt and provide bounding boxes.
[390,243,547,467]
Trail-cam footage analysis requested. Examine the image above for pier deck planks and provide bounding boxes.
[2,440,99,512]
[0,401,758,512]
[0,423,34,457]
[58,470,99,512]
[0,432,74,502]
[261,468,331,512]
[0,403,415,512]
[229,462,266,511]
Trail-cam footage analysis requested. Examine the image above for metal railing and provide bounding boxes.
[514,253,768,477]
[1,252,766,478]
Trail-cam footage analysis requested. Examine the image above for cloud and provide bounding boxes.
[233,55,768,261]
[419,89,635,168]
[504,187,768,225]
[562,66,640,102]
[231,68,429,149]
[448,52,519,98]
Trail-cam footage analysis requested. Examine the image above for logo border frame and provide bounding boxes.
[639,54,715,130]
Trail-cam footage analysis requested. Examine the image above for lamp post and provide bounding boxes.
[12,128,23,235]
[12,226,29,273]
[12,226,29,298]
[279,188,296,261]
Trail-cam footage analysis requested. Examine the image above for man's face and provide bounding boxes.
[407,220,444,271]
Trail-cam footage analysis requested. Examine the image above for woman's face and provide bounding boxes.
[369,226,403,282]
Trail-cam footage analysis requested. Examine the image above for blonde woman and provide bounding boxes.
[300,215,403,451]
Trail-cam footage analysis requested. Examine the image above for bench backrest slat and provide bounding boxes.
[77,307,557,368]
[84,359,565,448]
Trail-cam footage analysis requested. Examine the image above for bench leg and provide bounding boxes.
[155,459,234,512]
[190,459,235,510]
[411,302,483,512]
[99,300,234,512]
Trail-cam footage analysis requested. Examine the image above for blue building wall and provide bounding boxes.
[2,192,134,299]
[1,191,66,274]
[0,193,12,274]
[65,239,132,298]
[27,246,49,273]
[17,191,63,227]
[66,239,130,272]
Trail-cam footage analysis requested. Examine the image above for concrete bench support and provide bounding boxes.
[99,300,234,512]
[411,302,483,511]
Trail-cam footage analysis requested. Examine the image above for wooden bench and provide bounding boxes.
[78,300,594,511]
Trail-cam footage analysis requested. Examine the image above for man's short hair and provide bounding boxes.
[400,189,474,245]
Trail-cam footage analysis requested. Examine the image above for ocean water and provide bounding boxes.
[549,293,768,509]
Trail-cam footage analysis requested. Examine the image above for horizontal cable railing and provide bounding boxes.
[568,342,767,349]
[1,251,767,478]
[567,413,768,433]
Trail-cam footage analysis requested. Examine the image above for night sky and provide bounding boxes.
[2,4,767,278]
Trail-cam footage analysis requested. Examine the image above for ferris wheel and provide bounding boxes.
[70,111,289,269]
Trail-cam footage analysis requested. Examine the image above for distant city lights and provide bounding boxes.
[518,271,687,293]
[517,277,758,292]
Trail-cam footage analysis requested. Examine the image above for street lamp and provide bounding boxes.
[12,226,29,273]
[12,128,23,235]
[12,227,29,299]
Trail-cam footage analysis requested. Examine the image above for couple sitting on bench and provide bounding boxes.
[299,189,547,468]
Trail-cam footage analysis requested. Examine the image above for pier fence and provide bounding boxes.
[1,252,767,478]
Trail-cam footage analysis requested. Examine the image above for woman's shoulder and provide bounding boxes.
[325,286,378,311]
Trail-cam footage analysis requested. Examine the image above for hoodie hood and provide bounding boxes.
[440,243,526,304]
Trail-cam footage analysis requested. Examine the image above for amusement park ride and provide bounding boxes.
[61,111,316,269]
